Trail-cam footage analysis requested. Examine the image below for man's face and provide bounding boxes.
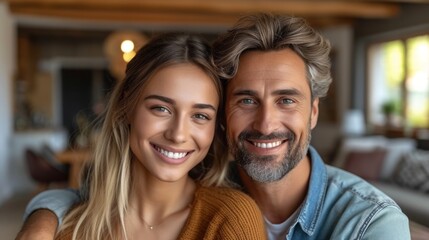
[226,49,319,183]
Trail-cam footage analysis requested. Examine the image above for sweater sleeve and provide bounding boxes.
[215,191,267,239]
[179,187,267,240]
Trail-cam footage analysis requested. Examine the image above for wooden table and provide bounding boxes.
[56,149,91,188]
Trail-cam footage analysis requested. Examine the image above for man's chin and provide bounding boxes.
[238,158,288,183]
[243,165,287,183]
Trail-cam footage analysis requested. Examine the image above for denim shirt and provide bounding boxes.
[24,146,410,239]
[286,146,410,240]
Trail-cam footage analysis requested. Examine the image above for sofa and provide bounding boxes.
[331,135,429,228]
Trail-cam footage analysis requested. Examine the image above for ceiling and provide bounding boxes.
[5,0,429,32]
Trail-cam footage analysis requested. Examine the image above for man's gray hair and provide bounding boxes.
[213,13,332,99]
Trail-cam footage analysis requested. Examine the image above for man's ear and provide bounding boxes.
[310,98,319,130]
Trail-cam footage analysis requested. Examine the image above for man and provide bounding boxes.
[17,13,410,239]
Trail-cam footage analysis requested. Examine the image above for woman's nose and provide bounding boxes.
[164,116,188,143]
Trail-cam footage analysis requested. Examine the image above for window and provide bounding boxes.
[367,34,429,129]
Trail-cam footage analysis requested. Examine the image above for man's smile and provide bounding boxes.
[249,140,283,149]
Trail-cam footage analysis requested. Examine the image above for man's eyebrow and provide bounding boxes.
[144,95,217,111]
[272,89,303,96]
[232,90,258,97]
[232,89,303,97]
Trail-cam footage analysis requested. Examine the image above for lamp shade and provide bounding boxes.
[103,31,147,81]
[342,109,366,136]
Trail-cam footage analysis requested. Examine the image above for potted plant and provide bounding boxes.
[381,100,400,127]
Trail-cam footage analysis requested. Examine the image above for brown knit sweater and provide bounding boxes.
[56,186,267,239]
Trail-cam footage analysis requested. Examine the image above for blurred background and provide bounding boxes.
[1,0,429,238]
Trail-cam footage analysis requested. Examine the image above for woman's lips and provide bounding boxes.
[151,144,193,164]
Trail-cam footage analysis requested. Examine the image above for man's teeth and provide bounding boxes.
[253,141,282,149]
[158,148,187,159]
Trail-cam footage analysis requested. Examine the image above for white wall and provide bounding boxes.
[312,25,353,159]
[0,2,15,204]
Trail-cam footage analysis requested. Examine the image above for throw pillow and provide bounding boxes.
[379,138,416,180]
[392,150,429,194]
[343,149,387,181]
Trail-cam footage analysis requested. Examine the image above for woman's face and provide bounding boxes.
[129,63,219,183]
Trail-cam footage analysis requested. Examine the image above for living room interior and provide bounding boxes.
[1,0,429,238]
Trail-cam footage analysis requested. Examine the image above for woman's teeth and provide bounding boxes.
[157,147,187,159]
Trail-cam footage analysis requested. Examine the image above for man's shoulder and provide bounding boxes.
[325,165,398,207]
[307,165,410,239]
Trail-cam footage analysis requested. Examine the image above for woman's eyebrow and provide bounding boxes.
[193,103,217,111]
[145,95,216,111]
[144,95,174,104]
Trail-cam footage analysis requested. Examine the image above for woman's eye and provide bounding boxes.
[152,106,170,113]
[194,113,210,121]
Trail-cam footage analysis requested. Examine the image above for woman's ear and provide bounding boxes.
[126,109,134,125]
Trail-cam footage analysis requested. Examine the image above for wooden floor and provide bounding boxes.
[0,191,33,239]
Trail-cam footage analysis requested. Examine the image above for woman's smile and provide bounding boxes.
[151,143,193,164]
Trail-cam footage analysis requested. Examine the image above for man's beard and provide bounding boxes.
[229,123,312,183]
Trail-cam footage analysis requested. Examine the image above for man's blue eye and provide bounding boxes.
[280,98,294,104]
[241,99,255,104]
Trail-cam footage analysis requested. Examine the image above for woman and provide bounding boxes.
[55,33,266,240]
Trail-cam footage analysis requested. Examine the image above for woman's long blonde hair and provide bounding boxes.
[57,33,229,240]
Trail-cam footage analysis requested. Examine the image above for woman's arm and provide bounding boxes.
[16,189,81,239]
[16,209,59,240]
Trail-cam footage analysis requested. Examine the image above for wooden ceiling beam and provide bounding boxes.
[7,0,400,19]
[9,7,240,27]
[5,0,404,30]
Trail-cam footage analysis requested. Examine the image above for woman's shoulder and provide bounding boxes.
[195,186,258,211]
[183,186,266,239]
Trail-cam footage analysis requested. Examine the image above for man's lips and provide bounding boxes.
[250,140,283,149]
[247,140,286,149]
[241,139,288,156]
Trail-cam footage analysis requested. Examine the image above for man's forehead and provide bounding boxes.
[237,49,306,69]
[228,54,310,92]
[234,49,306,79]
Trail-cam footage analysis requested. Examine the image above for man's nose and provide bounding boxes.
[252,104,280,135]
[164,115,187,143]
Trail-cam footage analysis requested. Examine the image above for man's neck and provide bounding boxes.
[239,156,311,224]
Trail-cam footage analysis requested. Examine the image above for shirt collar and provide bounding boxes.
[295,146,328,236]
[228,146,328,236]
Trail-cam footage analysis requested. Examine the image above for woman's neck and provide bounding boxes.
[127,159,197,224]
